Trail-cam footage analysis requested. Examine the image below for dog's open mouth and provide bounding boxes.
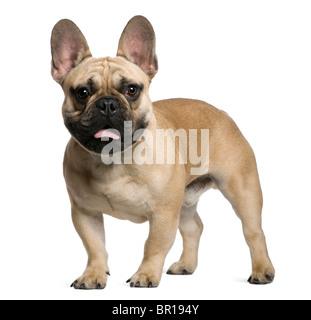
[94,128,121,140]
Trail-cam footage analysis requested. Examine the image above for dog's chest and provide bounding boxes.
[89,170,153,222]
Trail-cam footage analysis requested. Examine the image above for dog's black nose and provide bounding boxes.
[96,97,120,116]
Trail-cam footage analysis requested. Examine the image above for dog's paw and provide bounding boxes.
[248,269,275,285]
[126,271,160,288]
[71,270,110,290]
[167,261,195,275]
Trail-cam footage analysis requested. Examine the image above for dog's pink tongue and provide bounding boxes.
[94,129,120,140]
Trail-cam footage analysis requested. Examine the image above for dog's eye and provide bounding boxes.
[125,85,138,98]
[77,88,90,100]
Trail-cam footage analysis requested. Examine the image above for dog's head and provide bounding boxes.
[51,16,158,154]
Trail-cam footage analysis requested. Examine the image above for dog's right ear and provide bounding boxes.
[51,19,92,84]
[117,16,158,80]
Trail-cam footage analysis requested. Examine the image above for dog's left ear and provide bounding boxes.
[51,19,92,84]
[117,16,158,79]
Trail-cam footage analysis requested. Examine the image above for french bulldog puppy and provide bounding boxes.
[51,16,274,289]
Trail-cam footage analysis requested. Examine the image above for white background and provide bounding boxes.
[0,0,310,300]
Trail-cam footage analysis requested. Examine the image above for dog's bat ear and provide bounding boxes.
[51,19,92,84]
[117,16,158,79]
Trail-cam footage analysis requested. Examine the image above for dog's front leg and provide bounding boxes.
[127,210,179,288]
[70,206,109,289]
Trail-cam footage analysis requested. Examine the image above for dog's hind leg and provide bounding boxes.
[167,203,203,275]
[215,150,275,284]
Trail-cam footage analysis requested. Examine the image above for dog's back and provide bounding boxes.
[153,98,252,179]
